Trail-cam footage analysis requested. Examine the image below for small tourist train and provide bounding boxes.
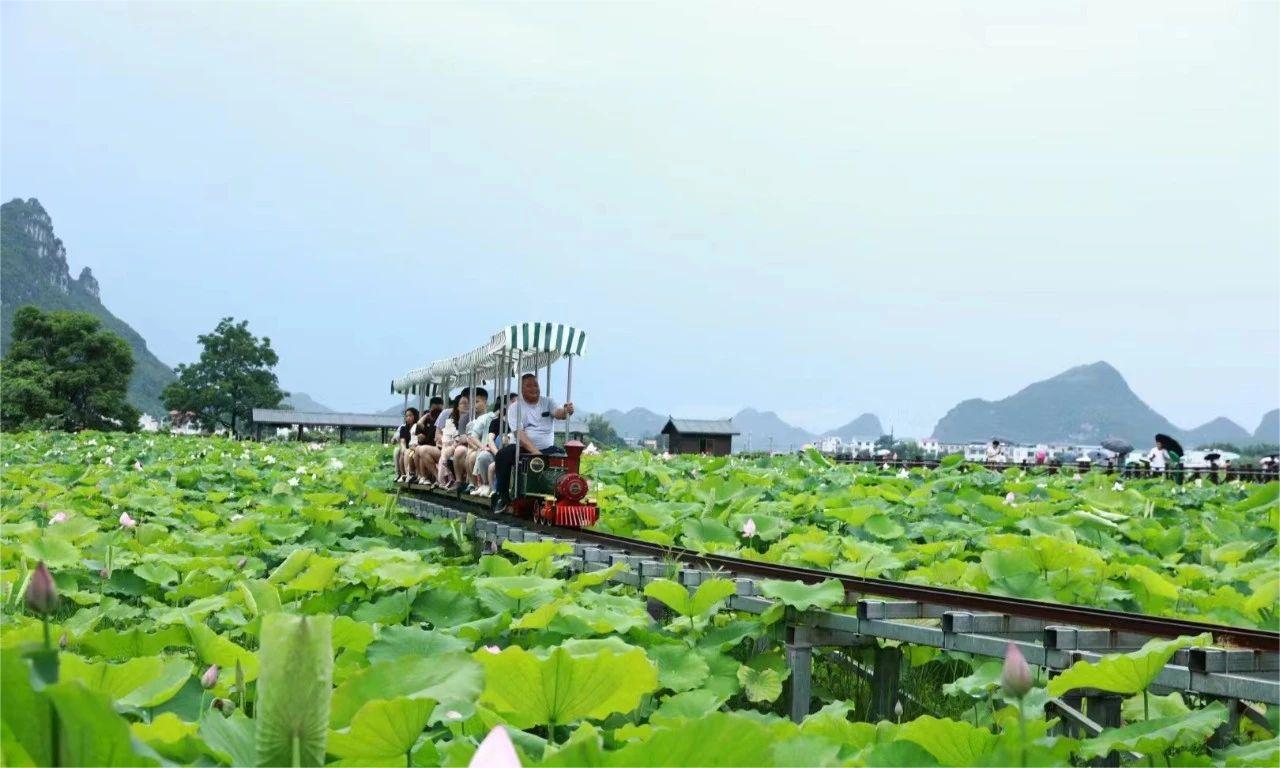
[391,323,599,527]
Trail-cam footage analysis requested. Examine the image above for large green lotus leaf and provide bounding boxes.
[1121,692,1190,722]
[1218,737,1280,767]
[120,659,193,708]
[475,644,658,729]
[862,514,905,540]
[352,589,417,625]
[129,713,203,763]
[21,537,81,568]
[1,648,52,766]
[799,704,878,747]
[1232,481,1278,516]
[237,579,282,616]
[474,576,562,614]
[199,710,256,767]
[699,649,744,700]
[266,548,316,584]
[283,556,341,593]
[605,712,775,767]
[772,735,842,768]
[700,619,764,649]
[896,716,997,767]
[327,697,434,761]
[550,595,651,636]
[184,618,260,684]
[1124,564,1180,601]
[736,666,783,703]
[411,590,480,628]
[1078,702,1227,759]
[647,644,711,692]
[942,660,1002,698]
[76,624,192,660]
[759,578,845,611]
[331,616,376,653]
[568,562,628,591]
[502,540,573,563]
[643,578,736,618]
[329,654,482,728]
[649,689,725,727]
[255,613,333,768]
[680,518,737,548]
[43,681,158,766]
[366,625,469,663]
[60,654,188,706]
[857,739,941,767]
[133,561,180,586]
[1047,634,1210,696]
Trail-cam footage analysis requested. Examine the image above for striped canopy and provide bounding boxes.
[392,323,586,394]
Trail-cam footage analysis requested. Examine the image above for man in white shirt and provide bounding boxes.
[493,373,575,510]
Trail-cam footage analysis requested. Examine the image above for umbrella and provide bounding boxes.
[1101,438,1133,455]
[1204,452,1221,463]
[1155,433,1184,457]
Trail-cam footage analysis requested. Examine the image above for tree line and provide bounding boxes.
[1,307,284,434]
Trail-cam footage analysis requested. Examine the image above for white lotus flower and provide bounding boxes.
[86,439,98,446]
[49,512,68,525]
[133,461,143,471]
[741,518,757,537]
[896,469,909,479]
[264,455,276,465]
[102,456,113,467]
[445,710,463,720]
[230,514,244,522]
[1194,478,1203,488]
[105,445,115,454]
[328,459,345,471]
[1005,492,1016,503]
[1072,473,1082,481]
[287,477,299,487]
[295,466,306,474]
[1113,481,1125,491]
[119,512,137,528]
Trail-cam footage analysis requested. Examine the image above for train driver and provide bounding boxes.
[492,372,575,511]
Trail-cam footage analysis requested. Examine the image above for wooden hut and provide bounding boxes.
[661,417,738,456]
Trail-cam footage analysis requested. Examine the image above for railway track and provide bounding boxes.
[401,483,1280,653]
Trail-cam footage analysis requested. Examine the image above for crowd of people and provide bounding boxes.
[392,372,575,511]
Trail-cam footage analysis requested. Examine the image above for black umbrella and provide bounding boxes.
[1155,433,1184,456]
[1204,452,1221,463]
[1102,438,1133,455]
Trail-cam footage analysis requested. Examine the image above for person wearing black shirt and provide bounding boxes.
[412,397,444,483]
[394,407,419,482]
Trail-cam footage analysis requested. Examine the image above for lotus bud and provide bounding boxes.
[741,518,757,538]
[25,562,58,616]
[49,512,68,525]
[201,664,220,689]
[483,645,502,654]
[212,697,235,713]
[1001,643,1033,698]
[468,725,522,768]
[119,511,137,528]
[1004,492,1016,504]
[58,631,69,649]
[99,567,110,579]
[893,700,903,720]
[236,557,247,569]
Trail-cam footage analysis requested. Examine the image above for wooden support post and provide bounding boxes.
[339,426,347,444]
[869,645,902,722]
[786,638,813,723]
[380,427,388,443]
[1085,693,1122,768]
[1057,692,1085,737]
[297,425,304,442]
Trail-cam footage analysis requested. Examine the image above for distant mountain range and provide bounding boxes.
[282,392,334,413]
[931,361,1274,448]
[1,198,312,420]
[1,198,176,416]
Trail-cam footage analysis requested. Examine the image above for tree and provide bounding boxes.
[0,306,139,432]
[162,318,286,436]
[586,414,628,450]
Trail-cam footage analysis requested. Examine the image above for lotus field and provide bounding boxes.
[1,432,1276,767]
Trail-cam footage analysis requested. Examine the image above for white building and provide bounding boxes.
[138,413,161,432]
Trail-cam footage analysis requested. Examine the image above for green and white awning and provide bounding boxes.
[392,322,587,394]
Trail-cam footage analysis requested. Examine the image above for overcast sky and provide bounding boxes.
[3,1,1276,436]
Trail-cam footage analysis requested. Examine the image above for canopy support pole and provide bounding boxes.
[563,355,573,445]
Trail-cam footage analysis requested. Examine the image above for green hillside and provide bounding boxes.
[0,198,175,417]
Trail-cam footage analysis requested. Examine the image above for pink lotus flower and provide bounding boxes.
[483,645,502,654]
[201,664,220,689]
[469,726,521,768]
[1001,643,1033,698]
[49,512,68,525]
[118,512,137,528]
[1004,492,1016,504]
[741,518,757,538]
[25,562,58,615]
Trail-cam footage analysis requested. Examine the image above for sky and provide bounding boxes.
[2,1,1277,437]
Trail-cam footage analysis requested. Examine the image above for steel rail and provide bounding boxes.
[404,485,1280,652]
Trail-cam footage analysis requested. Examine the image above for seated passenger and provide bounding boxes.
[453,388,488,492]
[435,393,469,490]
[493,373,575,512]
[411,397,444,484]
[985,439,1006,464]
[394,407,419,482]
[467,402,503,496]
